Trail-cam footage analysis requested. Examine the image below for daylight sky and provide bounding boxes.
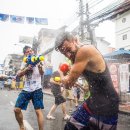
[0,0,116,63]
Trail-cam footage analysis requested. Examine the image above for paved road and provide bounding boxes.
[0,89,130,130]
[0,89,71,130]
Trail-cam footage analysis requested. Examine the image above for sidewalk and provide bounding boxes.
[119,103,130,114]
[43,88,130,114]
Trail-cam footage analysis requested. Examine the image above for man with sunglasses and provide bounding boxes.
[14,46,44,130]
[55,32,119,130]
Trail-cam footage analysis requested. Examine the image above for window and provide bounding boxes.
[122,18,126,23]
[122,34,127,40]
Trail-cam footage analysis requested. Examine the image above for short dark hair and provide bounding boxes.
[23,46,31,54]
[55,31,74,50]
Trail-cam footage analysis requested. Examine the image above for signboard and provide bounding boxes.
[119,64,129,92]
[109,63,119,93]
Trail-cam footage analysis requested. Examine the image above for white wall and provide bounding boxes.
[115,10,130,49]
[92,37,110,55]
[51,51,66,71]
[96,39,109,55]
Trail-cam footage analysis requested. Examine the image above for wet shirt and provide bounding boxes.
[21,62,42,92]
[83,65,119,116]
[50,71,62,97]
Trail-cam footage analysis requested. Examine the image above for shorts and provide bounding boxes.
[16,82,20,87]
[62,89,73,100]
[15,88,44,110]
[55,95,66,105]
[65,102,118,130]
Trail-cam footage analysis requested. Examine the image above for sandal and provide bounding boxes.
[69,109,73,113]
[46,115,56,120]
[63,114,70,121]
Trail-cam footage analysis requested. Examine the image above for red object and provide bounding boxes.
[60,63,69,72]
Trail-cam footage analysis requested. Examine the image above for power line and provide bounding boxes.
[89,0,104,9]
[59,0,130,42]
[99,3,130,23]
[89,0,127,23]
[65,0,121,30]
[90,0,119,18]
[87,0,101,5]
[99,1,129,22]
[65,0,106,31]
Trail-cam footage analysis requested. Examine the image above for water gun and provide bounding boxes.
[23,55,44,67]
[59,63,70,73]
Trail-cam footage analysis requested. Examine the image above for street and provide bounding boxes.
[0,89,130,130]
[0,89,69,130]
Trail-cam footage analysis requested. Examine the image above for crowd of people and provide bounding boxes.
[0,74,23,91]
[0,31,119,130]
[0,74,14,90]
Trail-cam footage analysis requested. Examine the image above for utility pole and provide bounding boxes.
[78,0,85,41]
[32,37,38,54]
[85,2,97,47]
[78,0,97,47]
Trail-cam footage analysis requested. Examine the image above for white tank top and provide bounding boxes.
[21,62,42,92]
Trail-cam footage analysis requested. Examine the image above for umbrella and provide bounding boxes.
[104,48,130,59]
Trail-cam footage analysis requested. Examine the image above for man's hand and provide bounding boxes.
[38,62,43,69]
[17,64,33,77]
[37,62,44,75]
[26,64,33,71]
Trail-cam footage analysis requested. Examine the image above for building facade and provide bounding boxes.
[114,10,130,50]
[3,54,23,75]
[0,64,4,74]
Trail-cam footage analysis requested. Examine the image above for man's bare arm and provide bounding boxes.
[17,68,28,77]
[17,65,32,77]
[61,46,90,87]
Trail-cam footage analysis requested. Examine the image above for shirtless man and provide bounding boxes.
[54,32,119,130]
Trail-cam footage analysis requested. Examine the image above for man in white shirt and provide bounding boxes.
[14,46,44,130]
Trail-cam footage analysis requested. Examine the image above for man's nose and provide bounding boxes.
[29,51,32,54]
[66,52,71,58]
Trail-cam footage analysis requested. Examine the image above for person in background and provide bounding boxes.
[14,46,44,130]
[0,74,8,90]
[82,80,90,101]
[16,72,21,90]
[7,77,12,91]
[75,79,90,101]
[62,85,73,113]
[47,70,70,120]
[0,76,5,90]
[72,83,80,107]
[60,63,73,113]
